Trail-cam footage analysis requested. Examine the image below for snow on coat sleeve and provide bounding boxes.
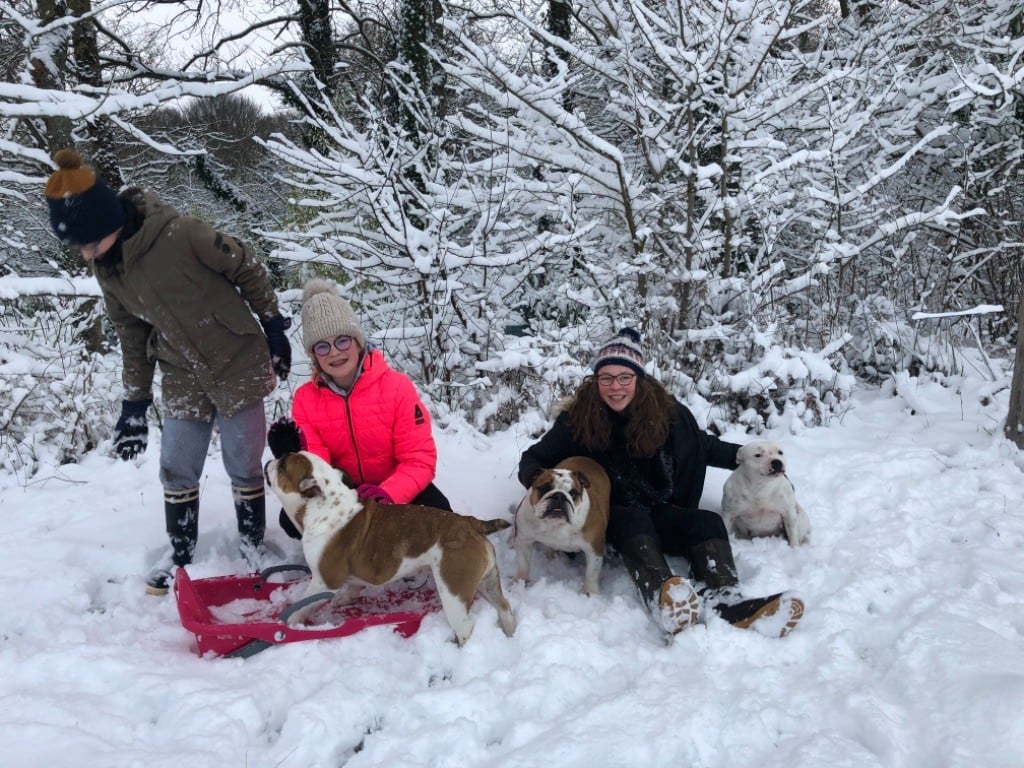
[97,279,155,402]
[377,375,438,504]
[185,220,280,322]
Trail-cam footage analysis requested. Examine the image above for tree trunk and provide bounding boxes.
[68,0,122,188]
[298,0,336,99]
[1004,8,1024,449]
[292,0,336,150]
[31,0,83,280]
[398,0,443,220]
[399,0,443,134]
[30,0,74,153]
[839,0,879,22]
[546,0,573,113]
[1005,294,1024,448]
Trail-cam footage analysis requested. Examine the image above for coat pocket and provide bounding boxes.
[212,310,261,338]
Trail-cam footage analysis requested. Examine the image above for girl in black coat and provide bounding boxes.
[518,328,802,637]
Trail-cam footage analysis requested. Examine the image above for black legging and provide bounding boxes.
[606,502,729,556]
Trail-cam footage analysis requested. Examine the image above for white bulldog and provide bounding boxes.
[722,440,810,547]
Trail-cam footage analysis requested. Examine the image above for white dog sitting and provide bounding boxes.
[721,440,810,547]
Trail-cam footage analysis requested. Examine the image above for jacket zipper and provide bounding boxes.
[342,393,365,483]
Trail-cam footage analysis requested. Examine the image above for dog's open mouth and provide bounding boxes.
[538,498,573,522]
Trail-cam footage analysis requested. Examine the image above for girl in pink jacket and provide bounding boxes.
[269,280,450,537]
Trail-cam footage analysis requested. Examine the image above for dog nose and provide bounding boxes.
[770,459,784,473]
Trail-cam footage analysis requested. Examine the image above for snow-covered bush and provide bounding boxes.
[0,295,122,480]
[661,327,856,435]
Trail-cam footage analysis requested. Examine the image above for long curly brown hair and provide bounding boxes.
[566,374,675,457]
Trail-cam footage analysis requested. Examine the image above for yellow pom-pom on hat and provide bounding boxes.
[45,147,125,246]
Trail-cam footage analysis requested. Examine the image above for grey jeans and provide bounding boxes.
[159,399,266,493]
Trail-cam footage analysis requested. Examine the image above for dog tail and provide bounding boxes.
[475,518,512,536]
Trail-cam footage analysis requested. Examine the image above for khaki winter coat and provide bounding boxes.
[93,189,278,420]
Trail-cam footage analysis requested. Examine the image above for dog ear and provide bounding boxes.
[575,471,591,489]
[298,476,323,499]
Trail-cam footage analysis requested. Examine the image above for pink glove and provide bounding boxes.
[356,483,393,504]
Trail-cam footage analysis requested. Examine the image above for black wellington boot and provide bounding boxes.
[145,491,199,596]
[234,488,270,571]
[686,538,804,637]
[618,535,700,635]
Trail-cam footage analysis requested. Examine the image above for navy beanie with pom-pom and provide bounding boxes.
[45,148,125,246]
[592,327,646,377]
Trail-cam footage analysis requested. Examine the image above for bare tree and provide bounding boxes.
[1007,295,1024,447]
[27,0,74,153]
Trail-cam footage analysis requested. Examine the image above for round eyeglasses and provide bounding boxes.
[312,335,354,356]
[597,373,637,387]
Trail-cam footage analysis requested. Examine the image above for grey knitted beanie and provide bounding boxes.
[300,278,366,354]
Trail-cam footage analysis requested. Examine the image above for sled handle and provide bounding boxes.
[222,590,335,659]
[224,639,276,659]
[278,591,335,624]
[259,563,311,581]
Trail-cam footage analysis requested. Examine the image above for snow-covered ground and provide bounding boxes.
[2,375,1023,768]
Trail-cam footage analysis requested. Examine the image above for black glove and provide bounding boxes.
[261,315,292,381]
[267,416,304,459]
[113,399,151,461]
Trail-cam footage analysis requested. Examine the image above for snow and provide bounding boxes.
[2,376,1024,768]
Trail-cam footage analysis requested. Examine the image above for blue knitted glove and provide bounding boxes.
[113,399,151,461]
[261,315,292,381]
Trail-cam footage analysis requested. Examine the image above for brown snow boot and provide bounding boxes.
[619,535,699,635]
[702,586,804,637]
[686,538,803,636]
[656,576,701,635]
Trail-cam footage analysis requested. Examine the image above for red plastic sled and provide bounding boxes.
[173,565,442,658]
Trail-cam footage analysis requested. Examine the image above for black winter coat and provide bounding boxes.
[518,398,740,511]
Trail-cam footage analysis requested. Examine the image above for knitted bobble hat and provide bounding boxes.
[592,327,646,377]
[301,278,367,354]
[44,148,125,246]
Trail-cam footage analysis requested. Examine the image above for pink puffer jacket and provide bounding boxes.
[291,349,438,503]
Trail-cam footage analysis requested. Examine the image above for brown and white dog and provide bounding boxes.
[264,451,516,645]
[512,456,611,595]
[721,440,810,547]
